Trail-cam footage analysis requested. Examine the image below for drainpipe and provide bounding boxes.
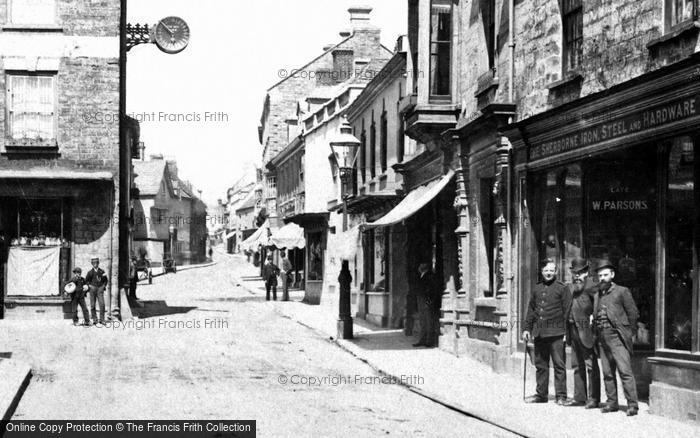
[508,0,515,104]
[508,0,516,350]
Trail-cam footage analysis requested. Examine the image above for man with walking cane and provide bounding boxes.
[522,258,572,404]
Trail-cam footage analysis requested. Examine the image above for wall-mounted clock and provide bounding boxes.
[153,16,190,54]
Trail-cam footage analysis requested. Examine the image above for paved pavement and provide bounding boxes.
[227,251,700,438]
[0,248,517,437]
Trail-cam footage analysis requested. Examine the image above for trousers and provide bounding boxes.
[89,285,106,323]
[71,291,89,323]
[281,272,290,301]
[569,326,601,403]
[265,280,277,301]
[599,327,638,408]
[533,335,567,399]
[417,299,438,346]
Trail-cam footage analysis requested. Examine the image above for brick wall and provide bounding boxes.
[454,0,685,120]
[261,28,391,165]
[0,0,122,309]
[0,0,120,36]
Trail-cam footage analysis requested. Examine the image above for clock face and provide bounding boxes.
[153,16,190,54]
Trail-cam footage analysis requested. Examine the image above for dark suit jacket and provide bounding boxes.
[524,279,572,339]
[85,268,108,288]
[593,283,639,352]
[415,271,440,309]
[566,277,596,349]
[69,276,88,299]
[262,263,280,284]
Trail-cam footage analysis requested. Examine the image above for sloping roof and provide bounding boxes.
[133,160,169,196]
[236,190,257,212]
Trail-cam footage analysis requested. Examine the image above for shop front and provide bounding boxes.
[509,55,700,423]
[0,175,115,319]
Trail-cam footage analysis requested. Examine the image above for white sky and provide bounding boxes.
[127,0,407,204]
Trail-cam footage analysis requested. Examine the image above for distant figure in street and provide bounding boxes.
[564,258,601,408]
[208,247,213,260]
[522,259,572,404]
[262,255,280,301]
[67,267,90,327]
[128,256,139,301]
[85,257,108,326]
[280,251,293,301]
[413,262,440,348]
[594,260,640,416]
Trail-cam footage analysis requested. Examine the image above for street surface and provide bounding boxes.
[1,250,517,437]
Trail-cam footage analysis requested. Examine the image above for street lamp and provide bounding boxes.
[329,117,361,340]
[168,224,176,264]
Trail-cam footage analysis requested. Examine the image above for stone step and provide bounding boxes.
[3,298,71,320]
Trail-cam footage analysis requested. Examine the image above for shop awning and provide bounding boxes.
[240,220,270,251]
[269,222,305,249]
[364,169,455,229]
[0,169,114,180]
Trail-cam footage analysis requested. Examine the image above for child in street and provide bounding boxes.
[67,267,90,327]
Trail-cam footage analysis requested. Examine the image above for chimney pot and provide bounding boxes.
[323,44,335,52]
[149,153,164,160]
[348,5,375,31]
[339,29,351,38]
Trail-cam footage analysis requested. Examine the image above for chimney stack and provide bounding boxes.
[348,5,373,29]
[166,159,179,179]
[139,141,146,161]
[149,153,164,160]
[332,49,354,84]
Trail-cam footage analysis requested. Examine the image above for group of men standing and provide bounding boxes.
[523,257,640,416]
[261,251,294,301]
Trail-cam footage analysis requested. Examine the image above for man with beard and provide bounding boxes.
[522,259,572,404]
[563,258,601,408]
[593,260,640,416]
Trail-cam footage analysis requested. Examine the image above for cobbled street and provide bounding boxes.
[1,251,516,437]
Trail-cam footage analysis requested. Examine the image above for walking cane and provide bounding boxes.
[523,342,529,401]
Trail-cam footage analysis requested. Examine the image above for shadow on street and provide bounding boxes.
[133,301,198,318]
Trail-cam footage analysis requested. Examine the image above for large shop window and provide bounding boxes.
[664,137,695,351]
[307,231,323,281]
[532,149,656,349]
[429,0,451,98]
[532,164,583,284]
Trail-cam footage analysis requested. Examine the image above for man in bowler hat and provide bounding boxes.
[85,256,108,325]
[594,260,640,416]
[563,258,601,408]
[522,258,572,404]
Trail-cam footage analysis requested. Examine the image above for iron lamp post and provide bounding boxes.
[329,117,361,340]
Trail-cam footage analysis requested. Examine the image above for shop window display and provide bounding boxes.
[665,137,694,351]
[532,147,656,349]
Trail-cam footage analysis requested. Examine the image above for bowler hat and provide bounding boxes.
[595,259,616,272]
[569,257,589,273]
